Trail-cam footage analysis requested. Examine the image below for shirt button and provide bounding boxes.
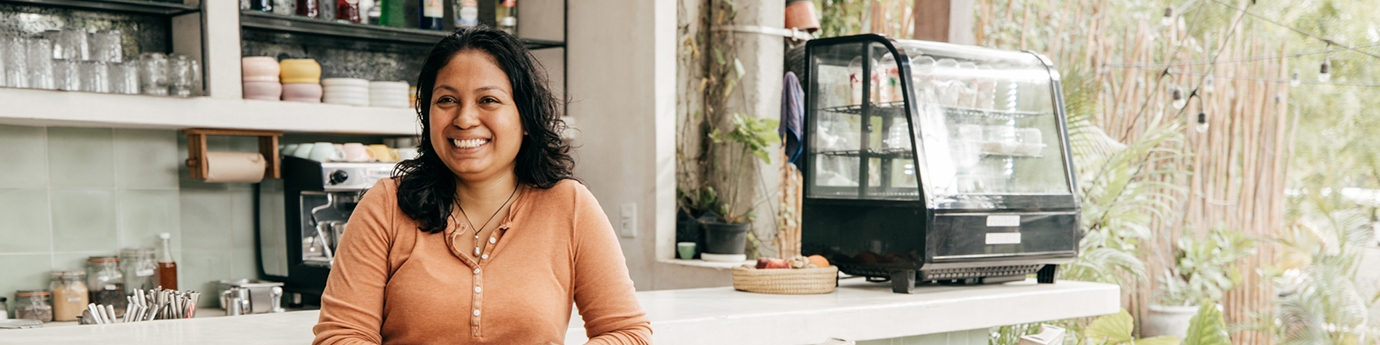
[473,309,480,316]
[475,286,482,293]
[489,237,496,244]
[481,254,489,260]
[473,268,481,275]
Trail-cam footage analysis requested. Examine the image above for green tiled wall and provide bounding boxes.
[0,125,262,315]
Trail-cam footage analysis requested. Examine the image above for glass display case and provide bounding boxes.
[801,34,1080,293]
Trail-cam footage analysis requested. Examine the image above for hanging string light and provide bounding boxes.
[1172,86,1187,109]
[1291,70,1301,87]
[1162,5,1174,26]
[1318,58,1332,83]
[1204,75,1216,93]
[1196,112,1209,133]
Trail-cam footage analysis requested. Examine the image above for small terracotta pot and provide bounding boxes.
[282,83,323,103]
[244,81,283,101]
[279,59,322,84]
[242,56,280,82]
[785,0,820,33]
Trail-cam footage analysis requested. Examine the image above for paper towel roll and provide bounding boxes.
[204,151,267,183]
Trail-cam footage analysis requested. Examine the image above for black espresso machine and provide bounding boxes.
[257,156,396,305]
[800,34,1080,293]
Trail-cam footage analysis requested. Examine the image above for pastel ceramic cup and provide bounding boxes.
[342,143,375,162]
[282,83,322,103]
[243,81,283,101]
[677,242,696,260]
[308,142,345,162]
[291,144,314,158]
[241,56,280,82]
[369,144,400,162]
[396,148,419,161]
[281,144,300,157]
[279,59,321,84]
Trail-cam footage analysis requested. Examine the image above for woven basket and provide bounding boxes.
[731,266,838,294]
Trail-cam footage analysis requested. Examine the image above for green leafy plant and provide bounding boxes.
[1157,228,1257,307]
[1083,309,1179,345]
[1183,302,1232,345]
[707,113,780,223]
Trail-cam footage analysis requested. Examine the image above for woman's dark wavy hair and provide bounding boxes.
[393,25,573,234]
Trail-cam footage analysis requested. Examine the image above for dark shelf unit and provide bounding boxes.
[0,0,199,15]
[240,10,565,49]
[820,102,1046,119]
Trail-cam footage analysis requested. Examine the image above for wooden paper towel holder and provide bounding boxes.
[184,128,283,181]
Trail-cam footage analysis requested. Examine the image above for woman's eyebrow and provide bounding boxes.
[433,84,458,92]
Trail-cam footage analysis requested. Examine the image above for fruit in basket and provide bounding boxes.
[756,257,790,269]
[755,257,770,269]
[788,256,811,268]
[807,255,831,268]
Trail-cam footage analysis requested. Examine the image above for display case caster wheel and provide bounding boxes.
[1037,264,1058,284]
[890,270,916,293]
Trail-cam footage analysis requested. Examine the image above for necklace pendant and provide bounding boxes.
[474,247,481,256]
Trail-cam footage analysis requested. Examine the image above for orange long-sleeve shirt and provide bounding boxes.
[313,178,651,345]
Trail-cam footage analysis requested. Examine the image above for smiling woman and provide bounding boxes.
[312,26,651,345]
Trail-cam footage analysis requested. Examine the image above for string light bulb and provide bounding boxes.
[1291,70,1301,87]
[1204,75,1215,93]
[1172,87,1187,109]
[1196,112,1209,133]
[1318,59,1332,83]
[1162,5,1174,26]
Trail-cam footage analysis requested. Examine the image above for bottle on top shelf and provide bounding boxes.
[338,0,363,22]
[455,0,478,27]
[378,0,406,28]
[419,0,444,30]
[496,0,517,35]
[297,0,320,18]
[249,0,273,12]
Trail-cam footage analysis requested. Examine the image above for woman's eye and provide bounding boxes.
[437,97,456,104]
[480,97,499,104]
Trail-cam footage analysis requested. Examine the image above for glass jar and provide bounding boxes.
[85,256,127,314]
[49,271,88,322]
[120,248,158,291]
[14,290,52,322]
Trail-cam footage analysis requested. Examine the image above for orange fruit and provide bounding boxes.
[808,255,831,268]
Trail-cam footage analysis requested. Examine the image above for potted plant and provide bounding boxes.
[698,113,780,258]
[1143,228,1256,338]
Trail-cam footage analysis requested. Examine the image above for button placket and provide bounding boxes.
[471,267,483,337]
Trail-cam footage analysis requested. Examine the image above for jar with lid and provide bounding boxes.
[120,248,157,291]
[85,256,126,314]
[49,271,88,322]
[14,290,52,322]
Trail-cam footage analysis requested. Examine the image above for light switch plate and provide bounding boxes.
[619,203,636,238]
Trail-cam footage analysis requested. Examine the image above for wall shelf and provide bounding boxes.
[0,0,199,16]
[239,10,565,49]
[0,88,419,135]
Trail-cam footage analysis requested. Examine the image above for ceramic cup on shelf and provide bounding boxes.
[279,59,321,84]
[368,144,400,163]
[242,56,280,83]
[243,81,283,100]
[396,148,419,161]
[342,143,375,162]
[308,142,345,162]
[281,83,322,103]
[281,144,300,157]
[291,144,314,158]
[677,242,696,260]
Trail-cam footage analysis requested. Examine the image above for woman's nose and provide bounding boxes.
[452,103,481,129]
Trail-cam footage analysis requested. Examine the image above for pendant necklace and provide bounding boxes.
[456,184,520,258]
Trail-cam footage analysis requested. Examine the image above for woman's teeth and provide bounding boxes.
[453,139,488,149]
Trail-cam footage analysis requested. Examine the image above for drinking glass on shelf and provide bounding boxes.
[2,37,28,88]
[168,54,194,97]
[56,28,89,61]
[109,62,139,94]
[79,61,109,93]
[53,59,80,91]
[26,38,55,90]
[138,52,168,96]
[90,30,123,63]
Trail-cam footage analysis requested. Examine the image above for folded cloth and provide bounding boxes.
[781,71,805,165]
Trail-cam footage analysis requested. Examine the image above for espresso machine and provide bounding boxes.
[257,156,396,306]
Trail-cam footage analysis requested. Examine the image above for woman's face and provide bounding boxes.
[428,50,524,183]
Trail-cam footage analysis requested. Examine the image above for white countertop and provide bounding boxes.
[1,279,1118,344]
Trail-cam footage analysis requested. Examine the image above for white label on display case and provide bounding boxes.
[986,215,1021,227]
[986,232,1022,245]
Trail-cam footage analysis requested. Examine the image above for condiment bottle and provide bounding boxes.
[419,0,444,30]
[337,0,362,23]
[157,233,178,290]
[297,0,321,18]
[49,271,88,322]
[496,0,517,35]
